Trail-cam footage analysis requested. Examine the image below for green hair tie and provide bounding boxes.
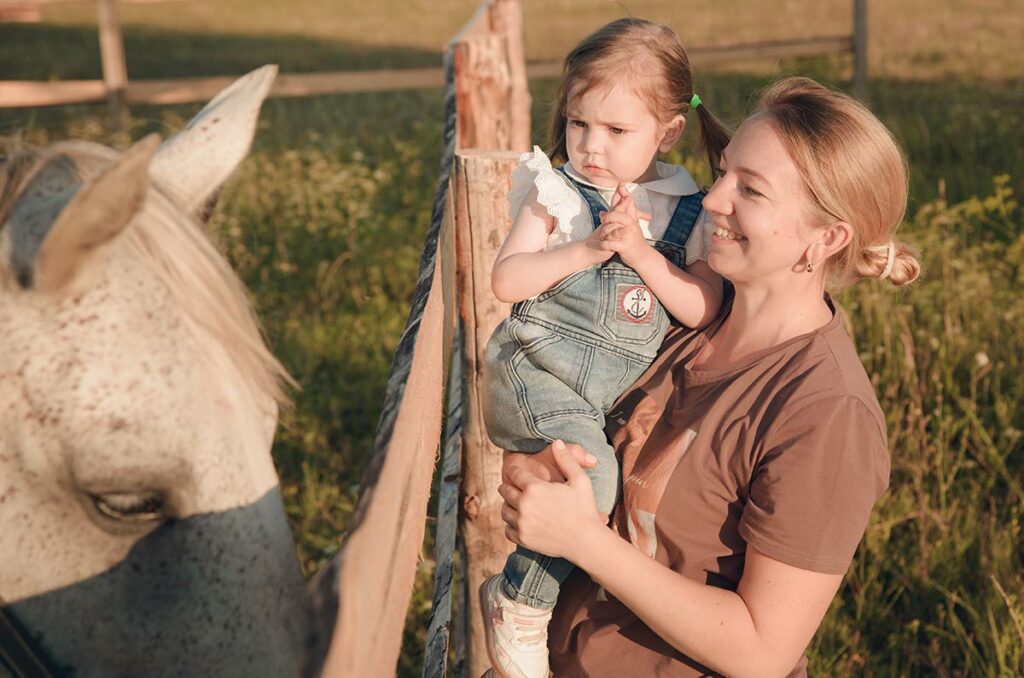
[690,93,702,109]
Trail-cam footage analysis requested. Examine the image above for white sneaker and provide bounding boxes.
[479,574,553,678]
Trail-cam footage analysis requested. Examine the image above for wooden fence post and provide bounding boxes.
[452,34,514,152]
[97,0,127,129]
[487,0,532,153]
[453,150,520,678]
[852,0,868,102]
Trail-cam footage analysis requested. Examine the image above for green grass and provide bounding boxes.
[2,1,1022,674]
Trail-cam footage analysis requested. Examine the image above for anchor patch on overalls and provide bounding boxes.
[617,284,655,324]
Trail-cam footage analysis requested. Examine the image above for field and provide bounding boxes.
[2,0,1022,674]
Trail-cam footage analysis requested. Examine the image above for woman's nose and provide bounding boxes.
[702,175,731,215]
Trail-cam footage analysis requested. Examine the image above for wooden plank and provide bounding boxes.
[488,0,531,152]
[125,69,447,105]
[97,0,127,128]
[309,50,460,678]
[852,0,869,102]
[0,3,41,22]
[0,34,855,110]
[452,34,514,152]
[422,327,464,678]
[0,80,106,107]
[453,150,519,678]
[0,69,448,108]
[318,240,450,677]
[525,34,855,80]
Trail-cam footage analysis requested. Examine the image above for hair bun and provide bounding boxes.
[858,240,921,286]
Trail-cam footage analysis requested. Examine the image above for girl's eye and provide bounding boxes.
[609,127,625,135]
[569,120,586,128]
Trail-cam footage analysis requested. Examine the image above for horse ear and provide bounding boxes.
[34,134,161,291]
[149,64,278,220]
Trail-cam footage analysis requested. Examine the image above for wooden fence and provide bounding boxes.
[307,2,529,675]
[0,0,870,127]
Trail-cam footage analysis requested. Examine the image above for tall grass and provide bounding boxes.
[817,176,1024,674]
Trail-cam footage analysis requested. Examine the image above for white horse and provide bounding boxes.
[0,67,312,676]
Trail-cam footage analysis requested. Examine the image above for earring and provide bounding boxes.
[806,261,814,273]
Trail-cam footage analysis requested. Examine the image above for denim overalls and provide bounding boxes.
[482,167,703,609]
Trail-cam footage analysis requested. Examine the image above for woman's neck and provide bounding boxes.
[697,278,833,368]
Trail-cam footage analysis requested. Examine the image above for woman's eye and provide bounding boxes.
[742,184,763,198]
[713,167,727,178]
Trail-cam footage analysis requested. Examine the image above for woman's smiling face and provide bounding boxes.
[564,81,677,188]
[702,116,825,287]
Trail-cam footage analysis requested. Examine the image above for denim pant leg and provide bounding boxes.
[502,413,618,610]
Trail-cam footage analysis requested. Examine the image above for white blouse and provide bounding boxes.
[507,146,712,266]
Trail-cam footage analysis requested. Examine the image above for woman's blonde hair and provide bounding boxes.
[755,77,920,287]
[547,18,731,178]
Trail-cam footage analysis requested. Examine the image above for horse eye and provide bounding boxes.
[92,492,165,522]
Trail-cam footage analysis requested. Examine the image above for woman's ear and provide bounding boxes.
[658,115,686,153]
[805,220,854,269]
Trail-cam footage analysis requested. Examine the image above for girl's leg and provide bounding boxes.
[501,418,616,608]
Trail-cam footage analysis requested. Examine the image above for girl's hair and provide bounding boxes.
[547,18,730,178]
[755,77,921,287]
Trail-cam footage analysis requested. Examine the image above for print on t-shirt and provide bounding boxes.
[621,428,698,557]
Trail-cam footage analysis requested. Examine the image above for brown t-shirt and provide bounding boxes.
[549,298,890,677]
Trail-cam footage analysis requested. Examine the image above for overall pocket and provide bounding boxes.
[597,260,667,346]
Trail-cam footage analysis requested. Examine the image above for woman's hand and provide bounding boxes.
[600,185,653,267]
[499,440,608,562]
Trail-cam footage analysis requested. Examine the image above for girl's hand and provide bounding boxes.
[600,185,653,267]
[582,224,618,263]
[499,440,607,562]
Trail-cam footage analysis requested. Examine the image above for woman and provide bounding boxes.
[496,76,920,677]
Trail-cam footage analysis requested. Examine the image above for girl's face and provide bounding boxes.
[702,116,830,288]
[565,81,681,188]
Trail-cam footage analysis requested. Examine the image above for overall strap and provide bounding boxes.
[660,191,704,246]
[554,166,605,228]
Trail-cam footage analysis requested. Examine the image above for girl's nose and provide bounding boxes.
[581,129,601,154]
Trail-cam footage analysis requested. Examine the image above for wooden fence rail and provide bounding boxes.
[0,1,870,118]
[0,35,865,109]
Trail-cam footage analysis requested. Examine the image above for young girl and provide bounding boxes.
[479,18,730,678]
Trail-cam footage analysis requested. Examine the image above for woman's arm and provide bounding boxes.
[600,187,723,328]
[501,441,842,678]
[491,186,614,303]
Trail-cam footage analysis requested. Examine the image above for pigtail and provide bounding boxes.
[693,102,731,178]
[546,75,570,165]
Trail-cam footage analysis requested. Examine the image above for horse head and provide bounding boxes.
[0,66,312,676]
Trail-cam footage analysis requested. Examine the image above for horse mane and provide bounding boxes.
[2,138,294,411]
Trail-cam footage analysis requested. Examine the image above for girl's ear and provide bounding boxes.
[658,115,686,153]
